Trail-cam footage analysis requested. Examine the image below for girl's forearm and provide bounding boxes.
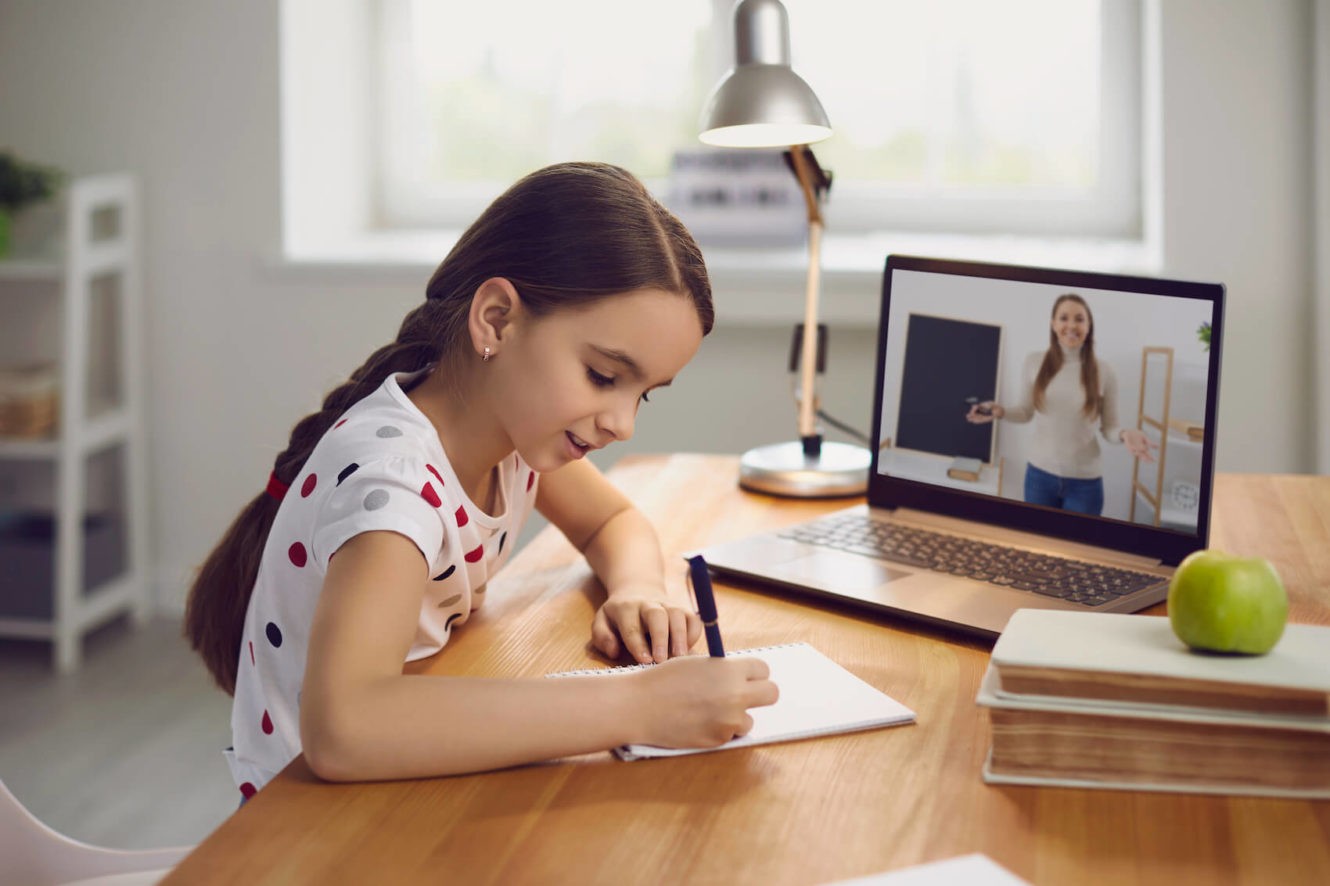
[301,672,644,782]
[580,506,669,597]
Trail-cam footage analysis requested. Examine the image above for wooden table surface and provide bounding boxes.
[164,454,1330,885]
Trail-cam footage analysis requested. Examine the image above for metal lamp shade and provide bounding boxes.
[699,65,831,147]
[698,0,831,148]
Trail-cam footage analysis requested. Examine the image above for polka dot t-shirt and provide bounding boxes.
[225,369,538,798]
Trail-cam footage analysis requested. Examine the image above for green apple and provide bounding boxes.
[1167,550,1289,654]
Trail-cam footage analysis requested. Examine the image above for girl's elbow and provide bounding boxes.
[303,736,355,783]
[301,706,368,782]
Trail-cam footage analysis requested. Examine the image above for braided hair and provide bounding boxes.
[185,162,713,693]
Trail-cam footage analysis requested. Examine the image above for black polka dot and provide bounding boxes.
[265,622,283,648]
[497,532,507,554]
[433,564,456,582]
[445,612,464,630]
[337,463,359,485]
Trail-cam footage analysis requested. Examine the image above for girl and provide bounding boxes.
[185,162,779,798]
[965,293,1155,516]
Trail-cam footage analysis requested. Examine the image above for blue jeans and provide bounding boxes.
[1024,463,1104,516]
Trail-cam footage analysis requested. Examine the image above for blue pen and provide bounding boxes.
[687,554,725,657]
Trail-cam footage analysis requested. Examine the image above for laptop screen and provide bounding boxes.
[870,255,1225,566]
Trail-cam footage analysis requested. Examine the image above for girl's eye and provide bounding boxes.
[587,368,614,388]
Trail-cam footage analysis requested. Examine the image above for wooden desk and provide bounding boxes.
[165,455,1330,885]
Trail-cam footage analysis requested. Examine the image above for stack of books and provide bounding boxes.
[976,609,1330,797]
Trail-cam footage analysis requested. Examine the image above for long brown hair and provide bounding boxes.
[185,162,713,693]
[1032,293,1101,419]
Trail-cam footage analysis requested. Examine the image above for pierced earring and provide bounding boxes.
[482,346,492,363]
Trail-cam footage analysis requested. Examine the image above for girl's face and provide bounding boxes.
[1051,299,1092,350]
[493,288,704,473]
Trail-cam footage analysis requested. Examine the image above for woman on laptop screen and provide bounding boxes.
[965,293,1155,516]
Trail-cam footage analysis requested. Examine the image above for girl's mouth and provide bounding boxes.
[565,432,591,459]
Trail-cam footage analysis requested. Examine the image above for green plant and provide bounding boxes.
[1197,321,1212,352]
[0,150,63,212]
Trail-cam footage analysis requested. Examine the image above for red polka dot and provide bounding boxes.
[454,505,469,527]
[526,471,535,492]
[261,710,274,735]
[240,782,257,799]
[421,482,442,508]
[334,419,347,429]
[301,474,317,497]
[464,545,484,563]
[288,542,307,568]
[426,464,444,486]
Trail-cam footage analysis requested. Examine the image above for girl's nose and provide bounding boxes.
[596,397,637,443]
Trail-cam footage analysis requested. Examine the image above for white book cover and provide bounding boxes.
[991,610,1330,707]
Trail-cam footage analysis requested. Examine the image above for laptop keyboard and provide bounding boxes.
[779,513,1165,608]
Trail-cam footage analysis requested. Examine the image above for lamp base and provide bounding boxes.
[738,440,871,498]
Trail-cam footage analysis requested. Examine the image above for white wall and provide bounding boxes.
[1156,0,1315,472]
[0,0,1317,613]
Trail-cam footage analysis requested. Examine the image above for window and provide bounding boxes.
[783,0,1142,236]
[377,0,715,227]
[374,0,1142,239]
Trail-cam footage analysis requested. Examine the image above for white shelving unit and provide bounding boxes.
[0,174,150,671]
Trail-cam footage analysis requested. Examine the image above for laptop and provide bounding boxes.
[700,254,1226,638]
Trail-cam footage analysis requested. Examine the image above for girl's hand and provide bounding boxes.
[632,655,780,749]
[1121,428,1157,462]
[592,587,703,664]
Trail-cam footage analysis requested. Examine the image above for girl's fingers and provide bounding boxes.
[685,610,704,649]
[590,610,620,659]
[618,617,652,664]
[640,605,671,663]
[667,607,689,657]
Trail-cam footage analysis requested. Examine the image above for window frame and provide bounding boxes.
[372,0,1143,239]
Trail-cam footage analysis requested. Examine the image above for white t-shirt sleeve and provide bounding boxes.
[310,455,448,573]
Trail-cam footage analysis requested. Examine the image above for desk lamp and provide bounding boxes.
[699,0,870,497]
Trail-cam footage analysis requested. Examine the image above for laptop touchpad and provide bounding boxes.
[773,551,910,590]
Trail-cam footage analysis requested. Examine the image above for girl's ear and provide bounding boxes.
[467,277,523,360]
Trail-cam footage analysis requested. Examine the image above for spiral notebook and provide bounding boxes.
[547,642,916,761]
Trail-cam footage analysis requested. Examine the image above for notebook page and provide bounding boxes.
[548,642,916,760]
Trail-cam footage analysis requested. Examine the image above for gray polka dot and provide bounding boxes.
[437,594,463,608]
[376,425,403,438]
[364,489,390,510]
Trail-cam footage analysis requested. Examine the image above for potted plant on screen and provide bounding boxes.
[0,150,64,258]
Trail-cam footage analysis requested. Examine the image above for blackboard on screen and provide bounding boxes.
[895,314,1002,462]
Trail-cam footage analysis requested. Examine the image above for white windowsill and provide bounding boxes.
[269,228,1161,329]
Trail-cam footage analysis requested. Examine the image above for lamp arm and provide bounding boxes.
[797,217,824,449]
[786,144,830,224]
[787,144,828,453]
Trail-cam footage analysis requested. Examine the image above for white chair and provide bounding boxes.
[0,779,192,886]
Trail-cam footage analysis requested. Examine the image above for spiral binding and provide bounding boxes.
[544,642,806,678]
